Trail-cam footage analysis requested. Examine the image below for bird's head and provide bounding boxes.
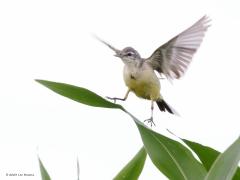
[115,47,141,64]
[94,35,141,65]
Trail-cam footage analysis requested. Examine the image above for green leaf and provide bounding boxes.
[36,80,123,110]
[113,147,147,180]
[204,137,240,180]
[182,139,219,170]
[182,139,240,180]
[123,111,207,180]
[38,157,51,180]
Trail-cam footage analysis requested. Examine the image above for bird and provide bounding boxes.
[95,15,210,126]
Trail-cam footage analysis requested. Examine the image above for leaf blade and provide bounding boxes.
[36,79,123,110]
[182,139,240,180]
[204,137,240,180]
[113,147,147,180]
[124,111,207,180]
[38,158,51,180]
[182,139,219,170]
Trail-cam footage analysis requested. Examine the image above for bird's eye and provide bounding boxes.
[127,52,133,56]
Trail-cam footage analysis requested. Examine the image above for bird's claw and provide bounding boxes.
[106,96,117,103]
[106,96,126,103]
[144,117,155,127]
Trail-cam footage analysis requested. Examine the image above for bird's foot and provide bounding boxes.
[106,96,125,103]
[144,117,156,127]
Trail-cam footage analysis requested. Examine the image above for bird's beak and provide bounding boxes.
[114,51,121,58]
[93,35,121,58]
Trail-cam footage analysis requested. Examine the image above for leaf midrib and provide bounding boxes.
[151,132,188,180]
[204,145,240,180]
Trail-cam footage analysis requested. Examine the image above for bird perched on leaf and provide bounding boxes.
[95,15,210,126]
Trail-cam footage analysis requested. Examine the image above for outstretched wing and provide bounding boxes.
[146,15,211,79]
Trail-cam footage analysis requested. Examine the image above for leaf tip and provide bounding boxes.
[35,79,44,84]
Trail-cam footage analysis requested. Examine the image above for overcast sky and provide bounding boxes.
[0,0,240,179]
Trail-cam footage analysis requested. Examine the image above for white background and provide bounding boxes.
[0,0,240,179]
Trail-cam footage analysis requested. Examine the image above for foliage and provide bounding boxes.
[37,80,240,180]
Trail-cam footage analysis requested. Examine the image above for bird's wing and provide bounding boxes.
[146,15,211,79]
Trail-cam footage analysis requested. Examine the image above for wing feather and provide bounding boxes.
[146,15,211,79]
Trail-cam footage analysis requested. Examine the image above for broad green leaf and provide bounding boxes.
[123,111,207,180]
[38,158,51,180]
[36,80,123,110]
[182,139,240,180]
[113,147,147,180]
[204,137,240,180]
[182,139,219,170]
[35,81,209,179]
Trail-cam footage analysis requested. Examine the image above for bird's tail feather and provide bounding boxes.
[156,99,179,116]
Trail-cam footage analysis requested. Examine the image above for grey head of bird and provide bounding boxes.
[115,47,141,64]
[93,35,142,65]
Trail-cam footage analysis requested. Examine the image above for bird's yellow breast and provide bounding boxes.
[123,64,160,100]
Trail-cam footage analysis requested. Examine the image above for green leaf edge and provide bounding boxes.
[122,110,207,180]
[35,79,124,110]
[38,157,51,180]
[113,147,147,180]
[204,137,240,180]
[182,139,240,180]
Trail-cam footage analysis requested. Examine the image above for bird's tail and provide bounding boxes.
[156,99,178,115]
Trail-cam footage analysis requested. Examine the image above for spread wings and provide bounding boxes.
[146,15,211,79]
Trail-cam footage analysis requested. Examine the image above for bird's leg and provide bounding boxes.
[144,101,155,127]
[106,89,130,103]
